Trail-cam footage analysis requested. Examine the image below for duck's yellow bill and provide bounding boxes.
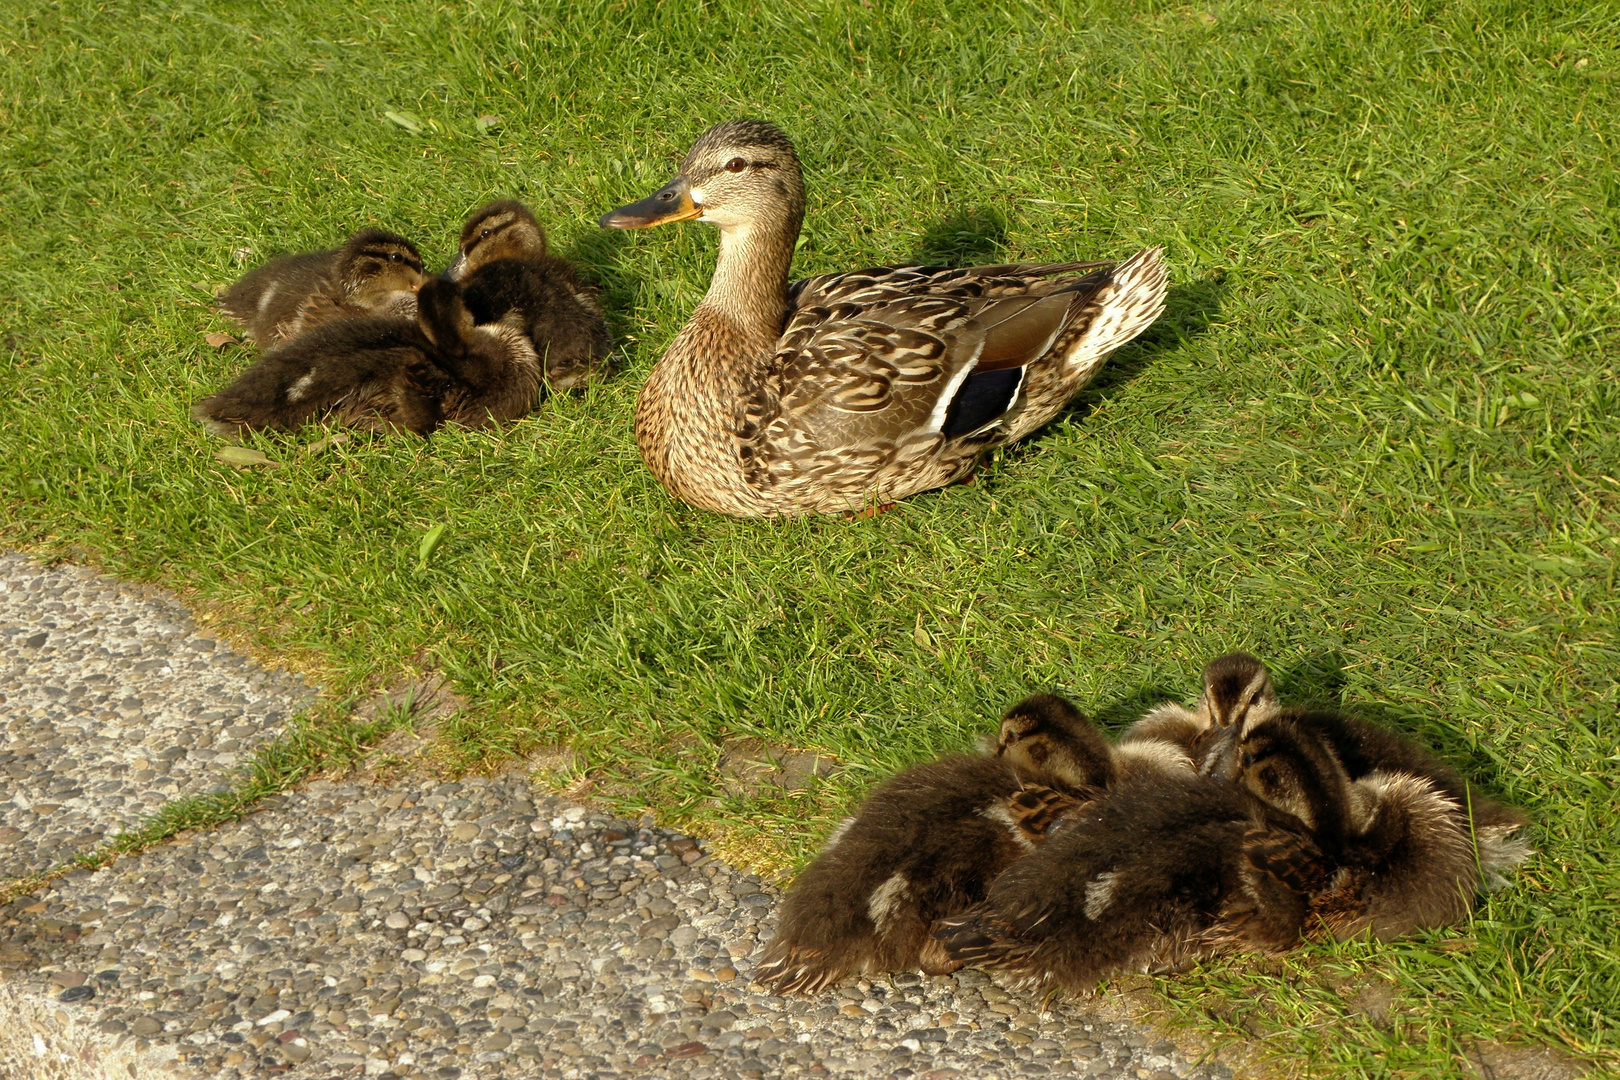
[599,177,700,229]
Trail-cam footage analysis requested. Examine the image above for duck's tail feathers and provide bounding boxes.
[1060,246,1169,383]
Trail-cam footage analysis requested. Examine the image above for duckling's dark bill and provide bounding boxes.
[599,179,700,229]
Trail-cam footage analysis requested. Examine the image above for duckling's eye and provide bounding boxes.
[479,227,492,240]
[1240,751,1255,768]
[389,252,400,263]
[725,157,748,173]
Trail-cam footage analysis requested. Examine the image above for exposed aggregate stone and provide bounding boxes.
[2,775,1227,1080]
[0,553,313,880]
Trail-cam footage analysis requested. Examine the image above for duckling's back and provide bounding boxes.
[218,249,339,344]
[458,256,611,391]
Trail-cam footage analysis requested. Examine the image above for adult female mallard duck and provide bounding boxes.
[600,119,1168,517]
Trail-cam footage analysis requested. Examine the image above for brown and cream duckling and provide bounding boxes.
[192,278,540,438]
[1122,651,1280,769]
[217,228,426,344]
[447,201,611,391]
[933,767,1329,992]
[993,693,1116,791]
[757,701,1113,995]
[1217,712,1530,938]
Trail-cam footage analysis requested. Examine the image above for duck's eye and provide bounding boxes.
[1240,751,1255,768]
[389,252,400,263]
[725,157,748,173]
[1002,730,1021,744]
[480,227,491,240]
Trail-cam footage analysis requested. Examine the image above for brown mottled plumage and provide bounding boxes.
[192,277,539,438]
[217,229,425,344]
[600,119,1168,517]
[448,201,612,391]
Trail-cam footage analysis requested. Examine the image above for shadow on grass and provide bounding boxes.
[912,207,1009,265]
[561,227,640,374]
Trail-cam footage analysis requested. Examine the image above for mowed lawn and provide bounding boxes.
[2,0,1617,1073]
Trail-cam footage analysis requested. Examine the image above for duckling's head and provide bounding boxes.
[995,694,1114,792]
[1199,652,1279,734]
[337,229,426,306]
[447,201,548,280]
[600,119,805,238]
[1226,717,1358,842]
[415,277,474,349]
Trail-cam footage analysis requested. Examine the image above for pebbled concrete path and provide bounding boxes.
[0,552,1239,1080]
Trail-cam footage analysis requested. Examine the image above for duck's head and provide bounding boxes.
[995,694,1115,792]
[338,229,426,305]
[1217,715,1361,842]
[448,201,548,281]
[600,119,804,237]
[1198,652,1279,734]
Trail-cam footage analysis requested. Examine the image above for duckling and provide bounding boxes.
[1229,704,1529,884]
[933,768,1328,991]
[1221,712,1529,939]
[192,279,540,438]
[755,754,1088,994]
[414,276,544,428]
[218,229,426,344]
[1121,652,1280,770]
[447,201,612,391]
[993,693,1116,792]
[191,314,446,438]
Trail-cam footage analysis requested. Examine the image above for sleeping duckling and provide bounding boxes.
[754,754,1087,994]
[1221,712,1529,938]
[191,314,445,437]
[1226,704,1529,886]
[192,278,540,438]
[757,700,1113,994]
[993,693,1116,791]
[933,767,1328,991]
[1121,652,1279,769]
[414,276,544,428]
[218,229,426,344]
[447,201,612,391]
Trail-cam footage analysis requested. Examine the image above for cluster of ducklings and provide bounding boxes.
[194,202,609,438]
[757,653,1529,995]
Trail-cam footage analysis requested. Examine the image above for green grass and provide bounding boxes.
[2,0,1617,1074]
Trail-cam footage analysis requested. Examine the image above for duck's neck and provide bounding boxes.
[692,213,800,348]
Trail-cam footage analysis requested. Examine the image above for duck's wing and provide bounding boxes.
[775,262,1113,431]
